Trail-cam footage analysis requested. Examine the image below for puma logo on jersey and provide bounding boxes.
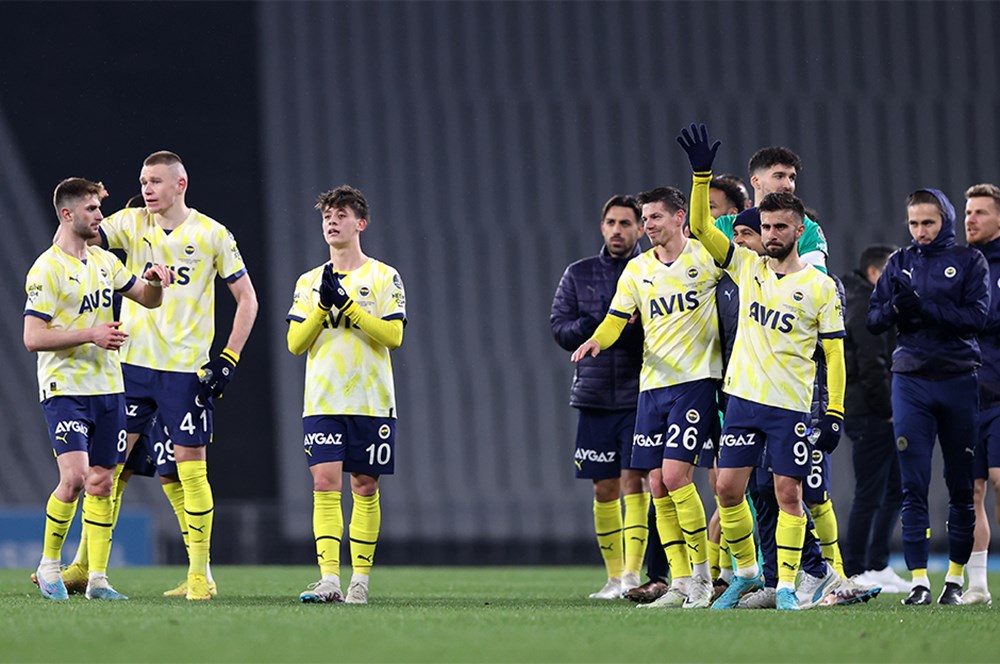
[68,275,80,284]
[723,289,734,300]
[642,277,655,286]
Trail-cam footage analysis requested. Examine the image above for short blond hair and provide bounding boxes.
[966,183,1000,213]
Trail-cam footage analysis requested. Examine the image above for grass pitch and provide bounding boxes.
[1,566,997,663]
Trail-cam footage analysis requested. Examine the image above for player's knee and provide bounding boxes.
[350,473,379,496]
[715,480,743,506]
[58,472,87,498]
[593,479,620,502]
[85,474,114,497]
[312,475,342,492]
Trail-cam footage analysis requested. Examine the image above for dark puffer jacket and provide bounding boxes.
[867,188,990,377]
[551,245,643,410]
[843,269,893,419]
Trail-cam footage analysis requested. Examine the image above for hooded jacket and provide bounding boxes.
[972,236,1000,407]
[551,244,643,410]
[867,189,990,377]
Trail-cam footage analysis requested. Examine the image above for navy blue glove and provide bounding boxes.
[891,275,922,319]
[319,264,353,311]
[198,348,239,399]
[676,123,721,173]
[813,412,843,453]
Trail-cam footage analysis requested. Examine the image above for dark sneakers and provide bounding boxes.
[901,586,931,606]
[623,579,668,604]
[938,582,964,605]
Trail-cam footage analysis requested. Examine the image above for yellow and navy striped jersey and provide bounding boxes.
[608,241,723,391]
[287,258,406,417]
[721,245,845,412]
[99,207,247,372]
[24,244,137,401]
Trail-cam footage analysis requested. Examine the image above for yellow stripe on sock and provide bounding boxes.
[314,491,343,577]
[83,494,113,574]
[653,495,691,580]
[671,483,709,566]
[718,499,756,571]
[177,460,214,576]
[622,492,649,576]
[42,493,78,561]
[776,510,807,585]
[350,492,381,576]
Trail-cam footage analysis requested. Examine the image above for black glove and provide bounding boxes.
[198,348,239,399]
[891,275,922,319]
[812,412,843,453]
[319,264,353,311]
[676,123,721,173]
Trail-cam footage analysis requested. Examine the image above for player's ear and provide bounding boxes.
[357,218,368,232]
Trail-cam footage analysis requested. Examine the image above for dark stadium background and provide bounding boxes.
[1,1,996,565]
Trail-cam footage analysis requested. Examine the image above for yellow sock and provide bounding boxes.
[715,497,732,574]
[947,560,965,582]
[912,568,929,589]
[83,494,113,574]
[177,460,213,576]
[70,497,89,567]
[350,492,381,576]
[718,499,757,571]
[313,491,343,577]
[42,493,78,561]
[111,466,127,530]
[775,510,807,586]
[653,495,691,580]
[808,500,844,576]
[162,480,189,557]
[622,492,650,576]
[708,541,721,580]
[671,483,709,568]
[593,498,624,579]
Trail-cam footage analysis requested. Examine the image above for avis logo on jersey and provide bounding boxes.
[648,290,699,319]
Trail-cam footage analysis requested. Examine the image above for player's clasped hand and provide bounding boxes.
[92,321,128,350]
[676,123,721,173]
[813,412,843,453]
[142,263,176,288]
[319,263,352,311]
[571,340,601,363]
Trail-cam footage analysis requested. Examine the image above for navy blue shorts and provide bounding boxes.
[696,408,723,469]
[718,396,812,478]
[123,364,213,447]
[573,408,637,480]
[631,380,719,469]
[303,415,396,475]
[974,405,1000,479]
[41,394,127,468]
[123,416,158,477]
